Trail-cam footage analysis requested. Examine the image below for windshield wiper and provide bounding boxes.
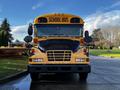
[42,34,65,37]
[52,34,65,35]
[40,34,73,37]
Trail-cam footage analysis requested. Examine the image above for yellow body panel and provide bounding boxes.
[29,13,89,65]
[29,47,89,65]
[34,13,84,24]
[33,36,84,46]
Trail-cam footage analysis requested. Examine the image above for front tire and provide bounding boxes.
[30,73,39,81]
[79,73,88,81]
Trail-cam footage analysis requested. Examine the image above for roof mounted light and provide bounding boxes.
[70,17,80,23]
[38,17,47,23]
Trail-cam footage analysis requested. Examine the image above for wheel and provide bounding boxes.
[79,73,88,81]
[30,73,39,81]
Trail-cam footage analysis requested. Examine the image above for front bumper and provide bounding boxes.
[28,64,91,73]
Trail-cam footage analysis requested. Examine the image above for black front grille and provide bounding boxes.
[47,50,71,61]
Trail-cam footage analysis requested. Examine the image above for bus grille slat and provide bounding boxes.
[47,50,71,61]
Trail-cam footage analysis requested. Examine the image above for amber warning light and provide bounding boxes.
[33,38,38,43]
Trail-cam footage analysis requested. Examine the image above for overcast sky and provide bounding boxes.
[0,0,120,41]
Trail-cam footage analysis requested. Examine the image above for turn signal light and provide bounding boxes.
[83,48,87,55]
[80,38,84,45]
[31,49,35,55]
[33,38,38,43]
[83,48,89,56]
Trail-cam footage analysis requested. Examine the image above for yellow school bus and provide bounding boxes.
[25,13,91,81]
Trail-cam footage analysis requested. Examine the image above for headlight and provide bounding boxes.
[32,58,43,62]
[76,58,84,62]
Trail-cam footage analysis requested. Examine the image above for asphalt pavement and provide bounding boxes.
[0,56,120,90]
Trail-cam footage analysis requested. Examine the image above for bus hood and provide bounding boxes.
[38,39,80,52]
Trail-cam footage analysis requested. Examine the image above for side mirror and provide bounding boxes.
[85,30,89,37]
[28,23,33,35]
[24,35,32,43]
[84,31,92,43]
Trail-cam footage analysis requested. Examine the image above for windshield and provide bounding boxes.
[35,24,83,37]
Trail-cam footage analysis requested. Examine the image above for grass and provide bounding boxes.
[90,49,120,58]
[0,56,28,79]
[99,54,120,58]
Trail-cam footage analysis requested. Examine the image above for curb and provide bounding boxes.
[0,71,28,84]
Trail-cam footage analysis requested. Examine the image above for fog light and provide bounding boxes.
[32,58,43,62]
[76,58,84,62]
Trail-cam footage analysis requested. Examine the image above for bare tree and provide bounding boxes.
[102,26,120,48]
[91,28,104,49]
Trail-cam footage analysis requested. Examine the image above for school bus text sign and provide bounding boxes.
[48,17,69,22]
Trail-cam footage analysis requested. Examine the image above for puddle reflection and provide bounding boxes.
[30,73,88,90]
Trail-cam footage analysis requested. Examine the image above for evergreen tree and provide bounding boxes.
[0,18,13,46]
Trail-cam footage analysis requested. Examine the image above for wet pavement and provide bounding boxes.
[0,56,120,90]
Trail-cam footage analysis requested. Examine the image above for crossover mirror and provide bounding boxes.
[24,35,32,43]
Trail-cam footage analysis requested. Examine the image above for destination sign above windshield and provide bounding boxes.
[48,17,69,22]
[34,14,84,24]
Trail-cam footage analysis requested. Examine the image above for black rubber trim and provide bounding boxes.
[28,64,91,73]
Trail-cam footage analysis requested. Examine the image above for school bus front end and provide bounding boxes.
[27,14,91,81]
[28,39,90,72]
